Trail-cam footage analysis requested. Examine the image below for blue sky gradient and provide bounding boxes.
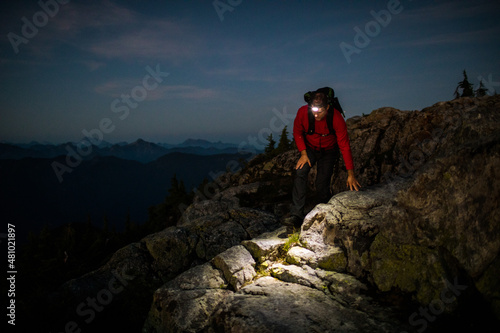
[1,0,499,145]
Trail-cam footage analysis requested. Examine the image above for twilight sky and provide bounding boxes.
[1,0,499,146]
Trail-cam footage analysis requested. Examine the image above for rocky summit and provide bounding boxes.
[48,96,500,332]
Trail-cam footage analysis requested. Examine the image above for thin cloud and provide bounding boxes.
[13,0,204,65]
[95,80,217,101]
[81,60,106,71]
[51,0,138,33]
[402,0,498,23]
[394,27,498,48]
[87,21,201,62]
[154,85,218,100]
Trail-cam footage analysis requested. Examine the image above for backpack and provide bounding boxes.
[303,87,345,136]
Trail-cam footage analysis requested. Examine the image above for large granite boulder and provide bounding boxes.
[143,232,407,333]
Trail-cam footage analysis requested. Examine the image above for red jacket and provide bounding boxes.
[293,105,354,170]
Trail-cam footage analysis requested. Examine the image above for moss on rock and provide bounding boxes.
[318,249,347,272]
[369,234,447,304]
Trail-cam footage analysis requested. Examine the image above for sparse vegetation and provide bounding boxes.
[275,126,294,155]
[454,69,488,98]
[255,264,271,279]
[283,232,301,252]
[264,133,276,154]
[244,126,295,170]
[264,126,294,158]
[476,79,488,97]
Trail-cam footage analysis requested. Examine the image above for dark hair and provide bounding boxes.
[311,92,327,108]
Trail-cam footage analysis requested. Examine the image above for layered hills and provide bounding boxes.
[0,138,241,162]
[0,139,251,241]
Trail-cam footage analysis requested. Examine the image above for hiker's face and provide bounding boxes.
[313,105,328,121]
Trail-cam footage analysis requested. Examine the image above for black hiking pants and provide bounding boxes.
[290,145,339,219]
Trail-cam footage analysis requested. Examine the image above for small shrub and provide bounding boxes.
[283,232,300,252]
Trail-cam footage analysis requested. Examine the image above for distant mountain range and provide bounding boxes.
[0,138,245,162]
[0,139,257,242]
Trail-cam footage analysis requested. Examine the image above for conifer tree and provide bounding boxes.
[276,126,292,154]
[62,223,76,253]
[456,70,475,97]
[167,174,189,204]
[102,215,110,236]
[125,211,133,234]
[264,133,276,155]
[165,174,192,221]
[475,80,488,97]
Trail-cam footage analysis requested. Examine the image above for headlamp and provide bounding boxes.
[311,106,321,112]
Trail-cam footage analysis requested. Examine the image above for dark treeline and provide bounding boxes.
[15,173,193,324]
[15,145,272,322]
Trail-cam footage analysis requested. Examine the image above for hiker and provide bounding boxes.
[283,87,360,230]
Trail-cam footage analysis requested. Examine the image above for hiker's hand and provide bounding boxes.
[296,151,311,169]
[347,169,361,191]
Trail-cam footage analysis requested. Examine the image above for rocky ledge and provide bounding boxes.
[49,96,500,332]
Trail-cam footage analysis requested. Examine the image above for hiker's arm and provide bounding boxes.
[296,150,311,169]
[346,169,361,191]
[332,110,354,171]
[293,106,308,152]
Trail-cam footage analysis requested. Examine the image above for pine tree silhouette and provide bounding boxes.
[456,70,475,97]
[475,80,488,97]
[276,126,292,154]
[264,133,276,155]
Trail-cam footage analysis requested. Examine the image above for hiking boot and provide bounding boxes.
[281,215,303,233]
[286,225,302,235]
